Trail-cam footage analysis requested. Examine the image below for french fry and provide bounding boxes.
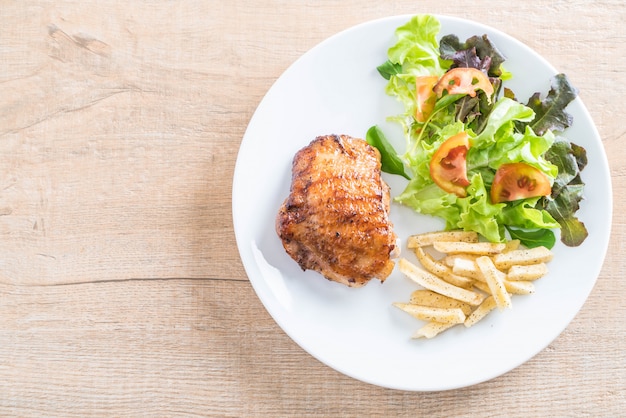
[398,258,484,306]
[410,289,473,316]
[476,256,512,309]
[414,247,474,288]
[503,280,535,295]
[413,247,447,275]
[407,230,479,248]
[441,271,475,289]
[507,263,548,281]
[453,260,535,295]
[503,239,521,253]
[461,259,504,284]
[464,296,497,327]
[393,303,466,324]
[451,257,483,280]
[472,280,491,295]
[475,277,534,295]
[475,279,528,294]
[493,246,554,270]
[412,321,457,339]
[443,253,479,267]
[396,231,554,340]
[474,280,491,297]
[433,241,506,255]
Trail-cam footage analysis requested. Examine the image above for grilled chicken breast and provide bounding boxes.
[276,134,398,287]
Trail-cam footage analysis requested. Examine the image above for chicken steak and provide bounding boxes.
[276,134,398,287]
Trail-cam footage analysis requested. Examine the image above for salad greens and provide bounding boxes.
[366,125,410,180]
[367,15,588,248]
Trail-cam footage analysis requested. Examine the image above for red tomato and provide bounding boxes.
[433,68,494,101]
[429,132,471,197]
[490,163,552,203]
[415,75,439,122]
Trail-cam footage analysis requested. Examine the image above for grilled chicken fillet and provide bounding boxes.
[276,134,398,287]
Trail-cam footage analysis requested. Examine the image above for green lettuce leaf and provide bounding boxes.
[476,126,558,180]
[439,34,507,77]
[472,97,535,147]
[386,14,449,76]
[506,227,556,249]
[383,74,419,128]
[395,183,462,228]
[378,15,452,136]
[524,73,578,135]
[497,198,559,230]
[455,174,505,242]
[397,174,506,243]
[539,138,588,246]
[468,98,558,179]
[403,119,466,177]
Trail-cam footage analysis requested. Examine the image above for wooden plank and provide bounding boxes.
[0,0,623,416]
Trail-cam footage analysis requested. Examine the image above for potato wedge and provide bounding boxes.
[393,303,466,324]
[398,258,484,306]
[407,230,479,248]
[476,256,511,309]
[433,241,506,255]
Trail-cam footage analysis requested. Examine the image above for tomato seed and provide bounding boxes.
[517,175,538,191]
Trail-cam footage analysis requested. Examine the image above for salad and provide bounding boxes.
[366,15,588,249]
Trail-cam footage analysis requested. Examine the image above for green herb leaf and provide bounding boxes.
[433,93,466,113]
[506,227,556,249]
[376,60,403,80]
[366,125,410,179]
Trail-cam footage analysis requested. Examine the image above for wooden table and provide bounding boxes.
[1,1,624,416]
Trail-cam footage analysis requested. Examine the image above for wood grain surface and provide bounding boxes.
[1,1,624,416]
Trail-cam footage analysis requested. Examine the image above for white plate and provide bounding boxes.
[232,15,612,391]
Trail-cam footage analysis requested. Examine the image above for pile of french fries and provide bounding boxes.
[393,230,553,339]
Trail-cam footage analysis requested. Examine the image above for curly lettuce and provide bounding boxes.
[368,15,587,248]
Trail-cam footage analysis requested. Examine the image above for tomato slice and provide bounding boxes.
[433,68,494,102]
[490,163,552,203]
[429,132,471,197]
[415,75,439,122]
